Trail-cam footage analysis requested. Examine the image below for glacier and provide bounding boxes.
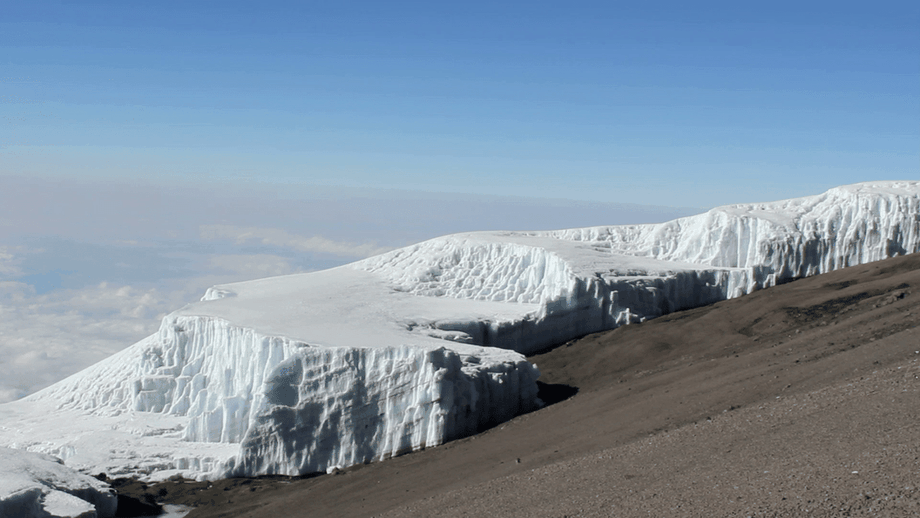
[0,180,917,485]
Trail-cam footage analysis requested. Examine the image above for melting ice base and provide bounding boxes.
[0,181,918,487]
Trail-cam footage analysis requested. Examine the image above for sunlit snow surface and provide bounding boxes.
[1,181,918,484]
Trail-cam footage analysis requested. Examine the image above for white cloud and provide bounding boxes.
[0,246,30,278]
[0,281,33,301]
[0,252,16,277]
[0,279,216,403]
[0,386,20,403]
[200,225,392,259]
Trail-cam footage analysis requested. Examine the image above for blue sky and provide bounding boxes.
[0,1,918,401]
[2,1,917,205]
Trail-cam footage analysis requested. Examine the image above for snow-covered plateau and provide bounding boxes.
[1,182,918,502]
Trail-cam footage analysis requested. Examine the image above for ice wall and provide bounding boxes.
[232,344,537,476]
[27,310,539,479]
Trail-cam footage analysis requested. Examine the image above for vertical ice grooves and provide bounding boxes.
[228,345,539,476]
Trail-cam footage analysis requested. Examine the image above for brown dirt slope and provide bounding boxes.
[148,254,920,517]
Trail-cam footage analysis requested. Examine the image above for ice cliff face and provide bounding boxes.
[0,181,916,482]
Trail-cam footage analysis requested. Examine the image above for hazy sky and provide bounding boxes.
[0,1,917,401]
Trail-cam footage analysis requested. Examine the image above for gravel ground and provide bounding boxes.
[385,354,919,517]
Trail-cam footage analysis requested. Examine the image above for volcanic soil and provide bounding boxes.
[125,253,920,517]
